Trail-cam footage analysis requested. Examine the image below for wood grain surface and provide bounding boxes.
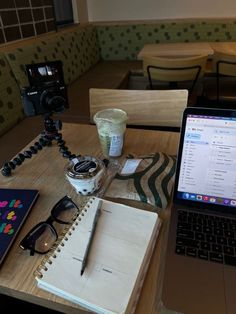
[138,42,236,60]
[0,123,180,314]
[90,88,187,128]
[137,43,214,59]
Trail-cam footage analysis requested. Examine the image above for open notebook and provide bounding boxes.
[35,197,161,314]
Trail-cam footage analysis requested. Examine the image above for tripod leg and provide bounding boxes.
[54,132,76,159]
[1,135,52,176]
[1,117,76,176]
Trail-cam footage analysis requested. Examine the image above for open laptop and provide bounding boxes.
[162,107,236,314]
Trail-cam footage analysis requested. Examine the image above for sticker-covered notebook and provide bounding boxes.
[0,188,39,265]
[35,197,161,314]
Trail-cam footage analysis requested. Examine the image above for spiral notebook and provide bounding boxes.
[35,197,161,314]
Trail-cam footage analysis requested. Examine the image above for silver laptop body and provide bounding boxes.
[162,107,236,314]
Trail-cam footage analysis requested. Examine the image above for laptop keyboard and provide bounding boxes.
[175,209,236,266]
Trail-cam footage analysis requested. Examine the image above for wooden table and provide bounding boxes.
[210,42,236,54]
[137,42,236,60]
[0,123,180,314]
[137,42,236,76]
[137,42,214,59]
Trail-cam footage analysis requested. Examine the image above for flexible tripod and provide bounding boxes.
[1,113,76,177]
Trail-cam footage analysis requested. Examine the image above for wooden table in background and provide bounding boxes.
[0,123,180,314]
[137,42,236,60]
[137,42,214,59]
[137,42,236,76]
[210,41,236,54]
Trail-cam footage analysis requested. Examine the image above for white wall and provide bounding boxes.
[87,0,236,21]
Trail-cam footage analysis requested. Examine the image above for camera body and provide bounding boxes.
[21,60,69,117]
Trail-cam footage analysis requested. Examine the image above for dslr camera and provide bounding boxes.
[21,60,69,116]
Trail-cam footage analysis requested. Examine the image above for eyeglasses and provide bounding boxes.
[20,195,79,256]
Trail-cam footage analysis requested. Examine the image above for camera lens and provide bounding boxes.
[40,88,66,113]
[47,95,66,112]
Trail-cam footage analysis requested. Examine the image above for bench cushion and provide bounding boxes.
[4,25,100,87]
[0,54,24,137]
[96,20,236,60]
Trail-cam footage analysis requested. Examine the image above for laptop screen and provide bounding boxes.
[174,107,236,209]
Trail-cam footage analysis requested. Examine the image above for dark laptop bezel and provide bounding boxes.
[173,106,236,215]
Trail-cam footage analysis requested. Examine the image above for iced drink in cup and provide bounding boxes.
[93,108,128,158]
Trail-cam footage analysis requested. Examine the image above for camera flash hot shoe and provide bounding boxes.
[1,114,76,177]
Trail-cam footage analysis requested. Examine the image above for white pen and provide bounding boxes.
[80,200,102,276]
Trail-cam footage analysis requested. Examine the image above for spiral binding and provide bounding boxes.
[34,197,95,279]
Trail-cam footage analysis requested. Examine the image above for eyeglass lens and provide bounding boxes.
[51,197,78,223]
[33,222,57,254]
[22,197,78,254]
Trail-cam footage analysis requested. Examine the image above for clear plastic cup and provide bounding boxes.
[93,108,128,158]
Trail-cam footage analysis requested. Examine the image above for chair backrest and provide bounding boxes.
[89,88,188,129]
[212,50,236,76]
[212,50,236,104]
[142,55,208,94]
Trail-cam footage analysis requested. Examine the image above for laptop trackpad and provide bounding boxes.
[162,255,226,314]
[224,266,236,314]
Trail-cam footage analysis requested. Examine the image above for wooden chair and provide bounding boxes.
[201,50,236,108]
[212,50,236,106]
[89,88,188,131]
[142,55,208,105]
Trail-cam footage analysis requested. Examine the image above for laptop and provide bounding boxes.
[162,107,236,314]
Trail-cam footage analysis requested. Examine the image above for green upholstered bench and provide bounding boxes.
[0,53,24,138]
[95,19,236,60]
[4,25,100,88]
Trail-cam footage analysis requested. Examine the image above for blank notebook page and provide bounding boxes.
[36,197,159,314]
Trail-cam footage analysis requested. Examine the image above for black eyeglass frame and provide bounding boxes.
[19,195,79,256]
